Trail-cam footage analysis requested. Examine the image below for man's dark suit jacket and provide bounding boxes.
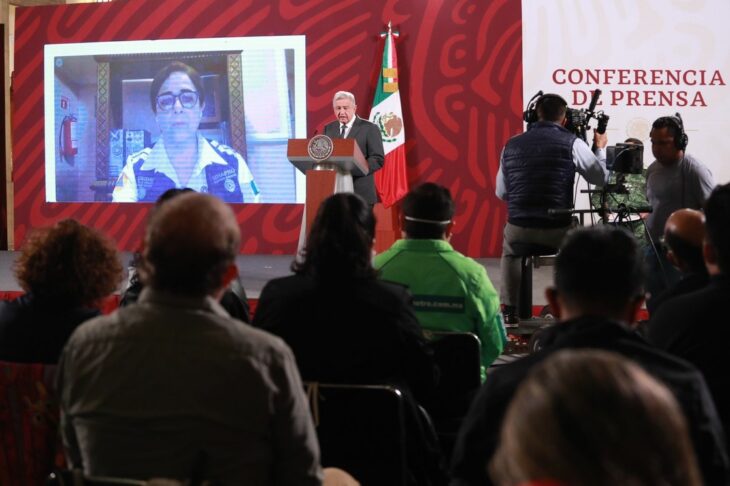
[647,270,709,315]
[450,316,730,486]
[648,275,730,446]
[324,116,385,204]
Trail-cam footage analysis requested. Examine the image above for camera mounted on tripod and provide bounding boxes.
[606,142,643,175]
[523,89,609,143]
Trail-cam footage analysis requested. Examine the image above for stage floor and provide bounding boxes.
[0,252,553,304]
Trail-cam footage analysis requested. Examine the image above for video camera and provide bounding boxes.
[606,142,643,175]
[564,89,609,142]
[523,89,609,143]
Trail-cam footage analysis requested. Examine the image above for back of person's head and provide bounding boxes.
[537,94,568,123]
[402,183,455,239]
[704,182,730,274]
[156,187,194,206]
[294,193,376,281]
[140,193,240,296]
[663,208,706,273]
[490,349,702,486]
[15,219,121,307]
[127,187,198,287]
[554,225,644,316]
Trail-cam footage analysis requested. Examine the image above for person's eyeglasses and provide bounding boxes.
[156,90,199,111]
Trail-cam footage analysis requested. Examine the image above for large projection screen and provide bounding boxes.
[45,36,306,204]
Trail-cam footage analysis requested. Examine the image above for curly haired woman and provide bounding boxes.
[0,219,122,363]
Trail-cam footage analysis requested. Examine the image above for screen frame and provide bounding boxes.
[44,35,307,204]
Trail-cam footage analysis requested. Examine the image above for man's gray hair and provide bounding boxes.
[333,91,356,106]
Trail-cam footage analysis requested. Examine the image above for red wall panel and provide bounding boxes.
[12,0,522,256]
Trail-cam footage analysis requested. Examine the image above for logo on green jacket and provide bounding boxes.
[413,296,465,313]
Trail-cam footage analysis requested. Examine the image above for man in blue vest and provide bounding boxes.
[495,93,607,326]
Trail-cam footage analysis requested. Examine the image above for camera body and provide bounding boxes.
[565,107,609,142]
[606,143,644,175]
[523,89,609,143]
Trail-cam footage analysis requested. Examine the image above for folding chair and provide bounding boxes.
[46,470,148,485]
[307,383,408,486]
[425,330,481,417]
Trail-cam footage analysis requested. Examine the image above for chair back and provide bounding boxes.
[0,360,62,486]
[307,383,408,486]
[425,331,481,417]
[47,470,148,485]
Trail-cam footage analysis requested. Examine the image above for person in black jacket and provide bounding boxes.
[0,219,122,363]
[254,192,436,404]
[495,93,607,325]
[647,208,709,315]
[648,183,730,445]
[451,225,729,486]
[254,193,445,486]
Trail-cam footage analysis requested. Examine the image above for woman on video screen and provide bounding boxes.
[112,61,260,203]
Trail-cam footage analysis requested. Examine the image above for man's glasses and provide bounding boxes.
[156,90,199,111]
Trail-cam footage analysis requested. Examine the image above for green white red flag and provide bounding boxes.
[369,22,408,208]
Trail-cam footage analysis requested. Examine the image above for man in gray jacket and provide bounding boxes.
[58,193,322,485]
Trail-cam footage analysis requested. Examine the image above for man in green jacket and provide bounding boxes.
[374,183,507,380]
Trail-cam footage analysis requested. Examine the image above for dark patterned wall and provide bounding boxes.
[12,0,522,256]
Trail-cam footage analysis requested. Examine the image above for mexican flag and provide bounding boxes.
[369,23,408,208]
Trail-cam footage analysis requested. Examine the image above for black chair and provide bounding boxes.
[306,383,408,486]
[510,242,558,319]
[0,361,61,486]
[423,331,482,459]
[424,331,481,417]
[46,470,147,485]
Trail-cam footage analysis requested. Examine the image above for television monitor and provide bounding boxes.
[44,35,306,203]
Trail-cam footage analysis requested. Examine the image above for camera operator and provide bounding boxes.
[645,114,714,302]
[495,93,607,326]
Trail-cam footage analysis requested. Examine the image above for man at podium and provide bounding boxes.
[324,91,385,204]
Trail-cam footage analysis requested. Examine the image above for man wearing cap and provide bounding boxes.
[374,183,506,381]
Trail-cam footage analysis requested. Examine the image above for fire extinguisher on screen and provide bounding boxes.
[60,114,78,165]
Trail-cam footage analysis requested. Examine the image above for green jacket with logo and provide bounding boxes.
[374,239,506,381]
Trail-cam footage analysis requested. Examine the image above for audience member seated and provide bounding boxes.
[647,208,709,315]
[58,193,322,484]
[0,219,121,364]
[489,349,702,486]
[119,187,250,322]
[648,183,730,440]
[374,183,506,381]
[450,225,729,486]
[253,193,445,485]
[253,192,436,402]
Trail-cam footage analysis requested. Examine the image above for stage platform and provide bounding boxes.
[0,251,554,303]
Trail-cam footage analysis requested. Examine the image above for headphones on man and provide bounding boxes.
[523,91,568,124]
[667,112,689,151]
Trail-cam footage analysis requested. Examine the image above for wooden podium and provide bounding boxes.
[287,137,369,235]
